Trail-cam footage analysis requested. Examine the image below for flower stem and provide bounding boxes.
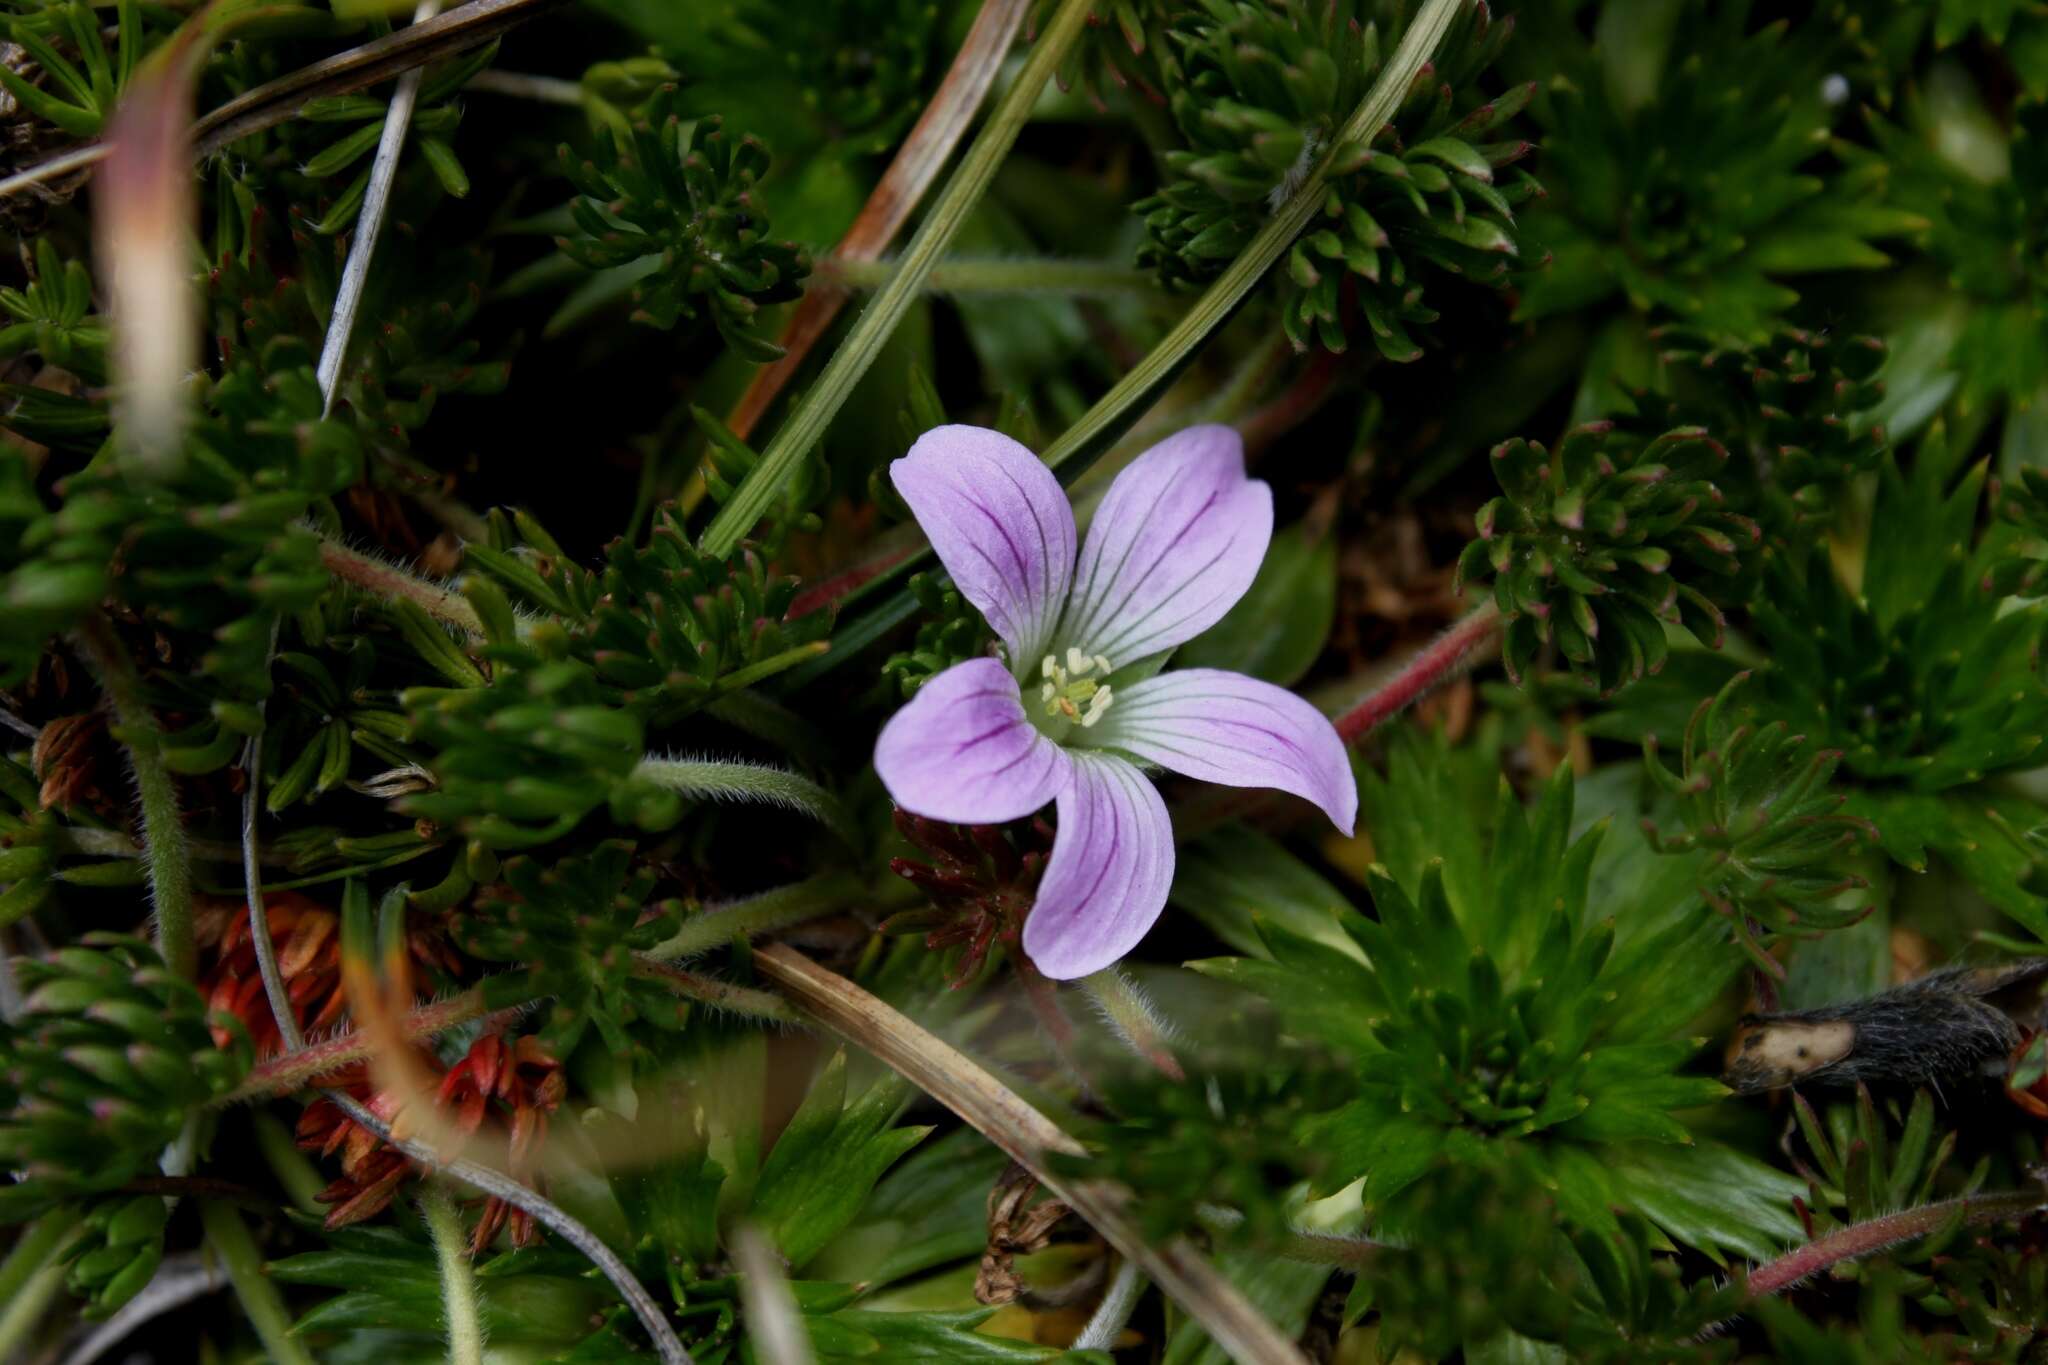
[199,1199,319,1365]
[697,0,1096,557]
[317,533,484,636]
[815,255,1162,298]
[1332,600,1502,744]
[419,1184,485,1365]
[73,614,195,978]
[723,0,1033,441]
[0,1213,70,1316]
[1744,1189,2047,1299]
[644,871,864,962]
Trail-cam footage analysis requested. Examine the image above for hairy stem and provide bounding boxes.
[419,1185,486,1365]
[644,872,863,961]
[633,756,855,846]
[1079,967,1184,1081]
[815,255,1161,297]
[317,534,484,635]
[199,1199,318,1365]
[755,943,1311,1365]
[1333,600,1502,744]
[73,615,195,977]
[1745,1189,2048,1299]
[322,1090,692,1364]
[632,956,802,1026]
[698,0,1094,556]
[1072,1256,1147,1352]
[723,0,1034,441]
[215,987,497,1105]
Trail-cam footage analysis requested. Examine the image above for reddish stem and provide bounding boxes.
[1744,1190,2045,1299]
[215,988,502,1105]
[788,529,923,618]
[1334,601,1501,744]
[724,0,1033,442]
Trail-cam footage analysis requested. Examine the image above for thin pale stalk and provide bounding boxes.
[199,1199,318,1365]
[723,0,1033,441]
[464,68,580,103]
[320,1089,692,1364]
[644,872,863,961]
[243,619,305,1053]
[815,255,1162,297]
[318,533,485,635]
[419,1185,486,1365]
[0,1261,65,1361]
[1333,600,1501,743]
[1072,1256,1146,1352]
[1744,1189,2047,1299]
[214,986,497,1104]
[319,0,442,414]
[73,615,195,977]
[755,943,1311,1365]
[0,1214,72,1313]
[698,0,1093,555]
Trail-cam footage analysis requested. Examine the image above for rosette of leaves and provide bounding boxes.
[0,933,248,1221]
[558,90,810,359]
[1136,0,1539,358]
[1514,2,1921,340]
[277,1039,1044,1361]
[461,505,831,724]
[1192,743,1801,1259]
[1753,449,2048,792]
[1649,324,1889,530]
[1866,93,2048,412]
[1455,421,1760,693]
[459,839,684,1060]
[1642,672,1877,970]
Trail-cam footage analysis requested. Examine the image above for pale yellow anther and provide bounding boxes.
[1038,650,1116,727]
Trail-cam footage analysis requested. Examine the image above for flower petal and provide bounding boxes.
[1058,425,1273,664]
[891,425,1076,669]
[1022,752,1174,979]
[1084,669,1357,834]
[875,658,1071,823]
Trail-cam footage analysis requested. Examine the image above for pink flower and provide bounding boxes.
[875,424,1357,979]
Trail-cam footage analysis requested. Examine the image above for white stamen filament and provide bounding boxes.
[1038,650,1116,726]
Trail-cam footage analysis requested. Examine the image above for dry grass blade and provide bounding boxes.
[723,0,1032,440]
[0,0,566,198]
[755,943,1312,1365]
[318,0,442,413]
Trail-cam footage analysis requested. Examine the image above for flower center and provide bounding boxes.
[1039,649,1115,729]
